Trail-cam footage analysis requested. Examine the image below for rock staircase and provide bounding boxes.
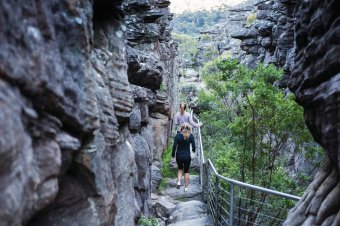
[151,149,213,226]
[152,175,213,226]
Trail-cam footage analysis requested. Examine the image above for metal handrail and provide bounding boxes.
[191,113,300,226]
[191,111,205,188]
[205,159,300,201]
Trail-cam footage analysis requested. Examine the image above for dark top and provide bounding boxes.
[172,133,195,158]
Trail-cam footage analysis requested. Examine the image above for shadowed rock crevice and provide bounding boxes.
[93,0,123,22]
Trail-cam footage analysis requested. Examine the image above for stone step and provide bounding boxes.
[151,194,177,220]
[152,175,211,225]
[167,200,213,226]
[163,185,202,201]
[167,216,213,226]
[162,176,202,201]
[167,175,200,187]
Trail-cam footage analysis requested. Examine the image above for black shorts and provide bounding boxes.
[176,155,191,173]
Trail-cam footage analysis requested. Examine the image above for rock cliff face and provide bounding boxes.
[0,0,177,226]
[183,0,295,89]
[196,1,257,68]
[230,0,297,78]
[284,1,340,225]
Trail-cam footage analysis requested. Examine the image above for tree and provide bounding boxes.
[198,58,323,225]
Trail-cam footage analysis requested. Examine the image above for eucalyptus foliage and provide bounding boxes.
[171,8,227,34]
[199,58,322,194]
[198,58,323,224]
[138,215,160,226]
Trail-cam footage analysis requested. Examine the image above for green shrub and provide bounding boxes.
[159,83,166,92]
[246,13,257,27]
[161,143,177,178]
[199,58,323,193]
[200,34,212,42]
[171,7,228,35]
[138,215,160,226]
[158,178,168,192]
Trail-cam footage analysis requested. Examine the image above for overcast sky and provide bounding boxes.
[169,0,247,14]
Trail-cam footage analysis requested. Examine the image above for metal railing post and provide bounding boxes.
[202,162,206,202]
[199,129,203,189]
[229,183,234,226]
[206,164,211,215]
[215,176,220,224]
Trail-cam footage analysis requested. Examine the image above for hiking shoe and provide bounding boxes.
[176,182,180,189]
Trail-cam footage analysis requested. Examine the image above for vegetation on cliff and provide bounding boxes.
[198,58,323,195]
[172,33,198,65]
[171,7,228,34]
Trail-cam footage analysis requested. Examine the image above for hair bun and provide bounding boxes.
[180,122,192,132]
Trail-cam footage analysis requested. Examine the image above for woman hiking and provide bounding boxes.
[172,122,195,192]
[174,103,202,132]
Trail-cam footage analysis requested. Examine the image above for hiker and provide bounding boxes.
[172,123,195,192]
[174,103,202,132]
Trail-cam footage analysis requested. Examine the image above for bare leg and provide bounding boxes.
[184,173,190,188]
[177,169,183,185]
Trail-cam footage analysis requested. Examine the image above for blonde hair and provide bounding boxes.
[180,122,192,133]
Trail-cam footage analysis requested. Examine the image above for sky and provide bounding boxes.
[169,0,247,14]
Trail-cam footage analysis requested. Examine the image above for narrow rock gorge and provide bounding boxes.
[175,0,340,225]
[0,0,177,225]
[1,0,340,225]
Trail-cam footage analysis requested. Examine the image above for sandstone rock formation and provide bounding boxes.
[0,0,178,225]
[283,1,340,225]
[230,0,297,77]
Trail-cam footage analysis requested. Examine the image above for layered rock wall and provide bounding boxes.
[196,1,256,67]
[0,0,178,225]
[284,1,340,225]
[230,0,297,76]
[124,0,178,193]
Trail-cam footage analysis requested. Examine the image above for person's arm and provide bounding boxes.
[174,112,180,125]
[190,134,196,153]
[187,112,201,128]
[172,134,178,157]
